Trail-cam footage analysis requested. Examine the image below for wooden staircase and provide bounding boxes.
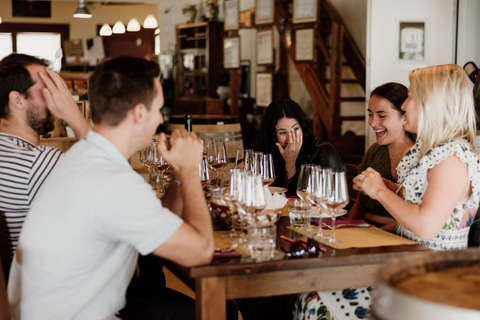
[273,0,366,164]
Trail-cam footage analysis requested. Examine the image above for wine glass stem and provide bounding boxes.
[331,210,337,240]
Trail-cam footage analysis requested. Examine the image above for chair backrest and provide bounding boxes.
[344,163,359,203]
[0,255,11,320]
[0,214,11,285]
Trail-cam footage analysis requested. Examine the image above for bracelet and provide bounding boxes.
[172,178,182,187]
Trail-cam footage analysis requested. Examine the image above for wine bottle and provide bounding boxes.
[185,114,192,133]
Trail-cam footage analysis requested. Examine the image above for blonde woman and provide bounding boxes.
[356,64,480,250]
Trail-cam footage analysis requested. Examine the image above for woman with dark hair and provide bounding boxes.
[262,99,343,196]
[347,82,414,231]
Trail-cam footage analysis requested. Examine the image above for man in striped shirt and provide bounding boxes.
[0,54,91,258]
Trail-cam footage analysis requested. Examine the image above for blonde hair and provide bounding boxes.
[409,64,476,159]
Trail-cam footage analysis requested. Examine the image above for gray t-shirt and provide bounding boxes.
[8,131,183,319]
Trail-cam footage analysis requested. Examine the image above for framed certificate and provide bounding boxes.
[224,0,239,31]
[293,0,318,24]
[255,0,274,25]
[256,72,272,107]
[224,36,241,69]
[257,28,273,65]
[295,28,314,61]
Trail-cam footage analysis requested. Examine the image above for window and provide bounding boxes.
[0,23,69,71]
[17,32,62,71]
[0,33,13,60]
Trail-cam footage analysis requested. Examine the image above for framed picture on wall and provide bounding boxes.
[295,28,315,61]
[255,0,274,25]
[224,36,241,69]
[257,28,273,65]
[224,0,239,31]
[256,72,273,107]
[293,0,317,24]
[398,21,425,61]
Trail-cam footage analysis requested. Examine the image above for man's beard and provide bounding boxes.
[26,107,55,136]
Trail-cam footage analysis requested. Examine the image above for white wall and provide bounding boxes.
[366,0,458,148]
[456,0,480,68]
[0,0,158,40]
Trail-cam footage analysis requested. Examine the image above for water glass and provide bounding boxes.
[288,198,311,231]
[247,224,276,262]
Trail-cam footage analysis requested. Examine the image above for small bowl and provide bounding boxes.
[210,198,284,229]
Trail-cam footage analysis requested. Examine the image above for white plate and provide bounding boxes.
[310,209,347,219]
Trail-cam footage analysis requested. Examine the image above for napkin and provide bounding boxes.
[263,186,288,211]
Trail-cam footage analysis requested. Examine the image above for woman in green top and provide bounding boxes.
[347,82,414,231]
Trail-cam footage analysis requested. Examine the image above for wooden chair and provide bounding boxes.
[0,255,11,320]
[0,215,11,285]
[344,163,359,204]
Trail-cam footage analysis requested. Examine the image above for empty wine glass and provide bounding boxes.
[296,164,320,205]
[324,171,349,244]
[199,155,210,188]
[251,151,263,175]
[220,168,243,240]
[260,154,275,186]
[237,172,266,226]
[207,140,227,187]
[312,167,333,240]
[296,164,321,236]
[154,148,170,193]
[235,149,253,171]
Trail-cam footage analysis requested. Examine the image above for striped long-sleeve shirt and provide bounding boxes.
[0,133,63,255]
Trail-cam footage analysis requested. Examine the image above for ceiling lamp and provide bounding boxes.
[127,18,141,32]
[143,15,158,29]
[99,24,112,36]
[73,0,92,18]
[112,21,126,34]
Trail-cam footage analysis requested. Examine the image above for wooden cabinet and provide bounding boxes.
[174,22,224,115]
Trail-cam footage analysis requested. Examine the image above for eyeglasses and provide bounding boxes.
[280,235,326,258]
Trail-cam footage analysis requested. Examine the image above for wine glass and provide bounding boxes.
[296,164,321,236]
[323,171,349,244]
[260,153,275,186]
[251,151,263,175]
[236,149,253,171]
[220,168,243,240]
[154,148,170,193]
[312,167,333,240]
[207,141,227,187]
[199,155,210,189]
[237,172,266,226]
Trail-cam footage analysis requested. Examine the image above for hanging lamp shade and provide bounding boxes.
[73,0,92,18]
[99,24,112,36]
[112,21,126,34]
[143,15,158,29]
[127,18,141,32]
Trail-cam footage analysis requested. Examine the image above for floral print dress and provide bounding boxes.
[396,140,480,250]
[293,140,480,320]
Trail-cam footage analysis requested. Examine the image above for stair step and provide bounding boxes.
[341,97,365,102]
[340,116,365,121]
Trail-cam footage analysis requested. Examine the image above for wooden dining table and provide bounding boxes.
[163,216,431,320]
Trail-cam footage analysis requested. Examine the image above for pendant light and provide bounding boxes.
[73,0,92,18]
[127,18,141,32]
[143,15,158,29]
[112,21,126,34]
[99,24,112,36]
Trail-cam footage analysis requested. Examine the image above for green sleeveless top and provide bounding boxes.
[357,143,394,218]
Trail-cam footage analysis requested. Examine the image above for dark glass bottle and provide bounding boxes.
[185,114,192,133]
